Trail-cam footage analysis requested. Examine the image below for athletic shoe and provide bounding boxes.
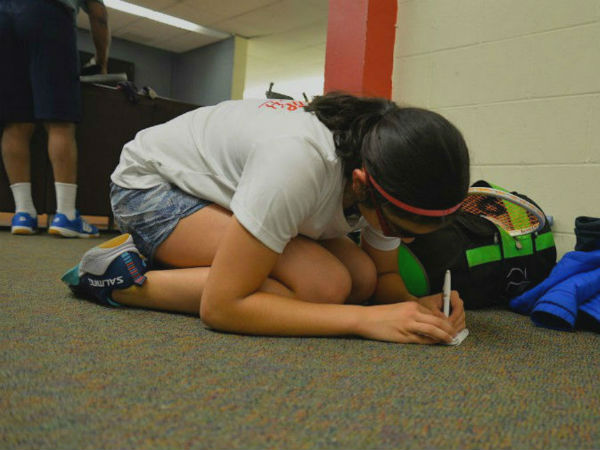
[49,210,99,238]
[11,212,38,235]
[61,234,147,307]
[575,216,600,252]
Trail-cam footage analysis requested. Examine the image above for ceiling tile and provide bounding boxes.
[176,0,280,21]
[154,31,225,53]
[161,2,224,26]
[117,17,187,46]
[76,8,140,32]
[160,2,232,34]
[247,20,327,58]
[213,0,329,37]
[125,0,179,10]
[78,0,329,54]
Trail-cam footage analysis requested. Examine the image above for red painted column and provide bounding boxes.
[324,0,397,99]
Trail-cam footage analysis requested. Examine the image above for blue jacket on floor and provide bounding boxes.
[509,250,600,331]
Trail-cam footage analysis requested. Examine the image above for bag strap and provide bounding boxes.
[466,230,555,268]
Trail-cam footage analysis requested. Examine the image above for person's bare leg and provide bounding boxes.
[111,204,355,314]
[113,267,293,314]
[319,237,378,304]
[269,236,352,303]
[45,122,77,183]
[155,204,353,304]
[154,203,232,268]
[1,123,35,184]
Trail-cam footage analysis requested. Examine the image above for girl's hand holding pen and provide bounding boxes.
[447,291,467,334]
[417,291,466,336]
[357,302,456,344]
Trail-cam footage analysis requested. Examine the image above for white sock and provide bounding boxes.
[10,183,37,217]
[55,182,77,220]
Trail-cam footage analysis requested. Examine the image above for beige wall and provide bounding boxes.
[392,0,600,256]
[243,21,327,100]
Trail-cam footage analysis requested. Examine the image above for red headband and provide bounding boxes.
[366,171,463,217]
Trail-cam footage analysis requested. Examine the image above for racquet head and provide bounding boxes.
[461,187,546,236]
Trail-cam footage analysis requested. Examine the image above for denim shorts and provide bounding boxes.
[110,182,210,265]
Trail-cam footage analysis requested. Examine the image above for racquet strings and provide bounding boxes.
[461,192,541,234]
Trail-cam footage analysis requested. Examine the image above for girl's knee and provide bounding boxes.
[348,254,377,304]
[303,264,352,304]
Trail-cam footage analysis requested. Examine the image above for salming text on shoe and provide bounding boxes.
[11,212,38,235]
[61,234,147,307]
[49,211,99,238]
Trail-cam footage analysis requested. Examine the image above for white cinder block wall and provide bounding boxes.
[392,0,600,257]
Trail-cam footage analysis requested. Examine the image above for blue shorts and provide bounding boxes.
[110,183,210,265]
[0,0,81,123]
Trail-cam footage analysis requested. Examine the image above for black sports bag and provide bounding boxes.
[396,180,557,309]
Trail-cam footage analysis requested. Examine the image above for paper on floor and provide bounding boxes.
[445,328,469,346]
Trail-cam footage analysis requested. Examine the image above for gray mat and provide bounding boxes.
[1,231,599,449]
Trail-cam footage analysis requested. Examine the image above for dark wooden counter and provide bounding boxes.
[0,83,198,219]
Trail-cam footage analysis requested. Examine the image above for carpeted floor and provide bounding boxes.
[1,230,599,450]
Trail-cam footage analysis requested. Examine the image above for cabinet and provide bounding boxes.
[0,83,198,219]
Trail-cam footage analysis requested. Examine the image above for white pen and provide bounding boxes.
[443,270,451,317]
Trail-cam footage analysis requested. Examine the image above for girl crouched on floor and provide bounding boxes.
[63,93,470,344]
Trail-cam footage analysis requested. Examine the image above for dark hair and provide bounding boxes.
[305,92,470,225]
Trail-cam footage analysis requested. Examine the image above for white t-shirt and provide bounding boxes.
[111,99,400,253]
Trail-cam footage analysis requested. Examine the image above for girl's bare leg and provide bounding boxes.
[112,204,376,313]
[319,237,377,304]
[113,267,293,314]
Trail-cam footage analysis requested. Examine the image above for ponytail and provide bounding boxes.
[305,92,396,177]
[306,92,470,226]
